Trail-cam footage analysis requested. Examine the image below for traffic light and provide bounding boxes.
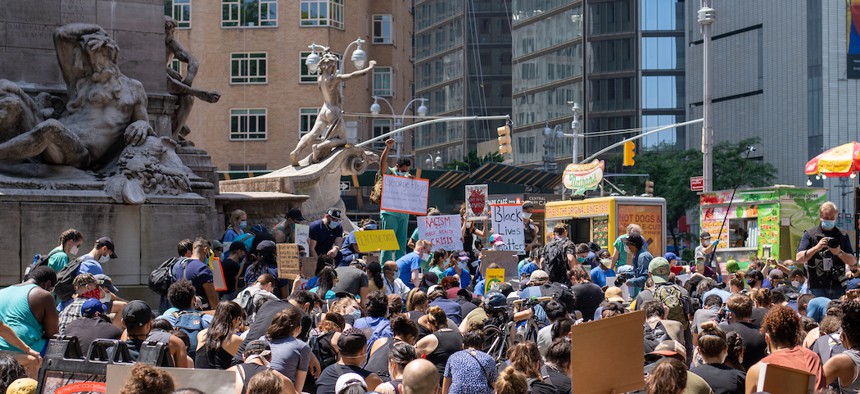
[623,141,635,166]
[645,180,655,196]
[497,125,512,155]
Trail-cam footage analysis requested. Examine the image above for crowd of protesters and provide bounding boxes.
[0,198,858,394]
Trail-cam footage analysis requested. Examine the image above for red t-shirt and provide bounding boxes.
[759,346,826,391]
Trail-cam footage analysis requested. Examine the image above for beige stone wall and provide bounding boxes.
[174,0,414,171]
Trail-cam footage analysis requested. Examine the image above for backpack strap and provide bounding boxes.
[466,350,490,384]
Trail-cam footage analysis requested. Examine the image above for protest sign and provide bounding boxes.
[295,223,310,255]
[570,310,645,393]
[491,203,526,253]
[210,257,227,292]
[465,184,489,221]
[107,365,236,394]
[355,229,400,252]
[277,243,300,279]
[381,174,429,215]
[485,268,505,293]
[479,250,519,280]
[417,214,463,251]
[756,363,816,394]
[300,257,317,279]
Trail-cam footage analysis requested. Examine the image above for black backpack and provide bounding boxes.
[539,283,576,313]
[308,331,338,370]
[643,320,670,354]
[24,249,64,280]
[148,257,188,297]
[53,257,85,302]
[543,239,572,284]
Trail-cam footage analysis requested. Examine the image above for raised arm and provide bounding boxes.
[378,138,395,174]
[53,24,105,93]
[338,60,377,81]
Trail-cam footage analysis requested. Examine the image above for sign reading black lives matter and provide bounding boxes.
[491,203,525,253]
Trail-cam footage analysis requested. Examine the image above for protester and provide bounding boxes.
[643,340,712,394]
[460,204,485,260]
[274,208,306,244]
[541,224,576,285]
[365,315,418,382]
[537,300,568,355]
[220,241,246,298]
[341,219,376,265]
[195,301,245,370]
[442,322,496,394]
[788,268,812,294]
[222,209,248,243]
[398,240,432,290]
[493,367,527,394]
[569,265,604,322]
[243,240,291,299]
[718,294,766,371]
[406,289,429,328]
[63,298,122,355]
[332,260,370,310]
[689,322,745,394]
[46,229,84,273]
[0,266,57,377]
[353,291,392,349]
[373,341,417,393]
[77,236,117,275]
[427,289,462,326]
[267,308,312,392]
[0,356,28,394]
[574,243,595,268]
[233,273,279,324]
[643,300,684,345]
[379,139,413,262]
[521,201,540,253]
[227,340,297,394]
[311,267,339,302]
[309,208,345,266]
[161,280,213,328]
[645,357,687,394]
[507,342,554,393]
[122,300,189,368]
[796,201,858,299]
[382,260,410,300]
[624,234,652,297]
[724,331,745,372]
[544,339,572,394]
[247,369,293,394]
[119,363,176,394]
[316,328,383,393]
[823,300,860,392]
[612,223,643,269]
[171,237,219,310]
[416,306,463,375]
[745,305,826,392]
[428,251,448,281]
[590,249,616,287]
[58,273,106,333]
[401,359,440,394]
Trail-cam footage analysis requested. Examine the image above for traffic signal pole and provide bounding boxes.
[356,115,511,149]
[579,118,704,164]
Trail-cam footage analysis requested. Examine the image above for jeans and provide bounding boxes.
[810,287,845,299]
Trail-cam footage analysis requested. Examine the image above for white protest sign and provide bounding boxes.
[465,184,489,221]
[381,174,429,215]
[295,223,310,256]
[417,214,463,251]
[491,204,525,253]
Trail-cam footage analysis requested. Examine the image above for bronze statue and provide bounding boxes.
[290,51,376,166]
[165,16,220,144]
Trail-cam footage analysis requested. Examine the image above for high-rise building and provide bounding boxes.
[165,0,413,171]
[412,0,513,166]
[511,0,686,168]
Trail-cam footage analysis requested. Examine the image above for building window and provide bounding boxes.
[230,109,267,140]
[300,0,344,29]
[372,119,391,150]
[231,53,267,84]
[222,0,277,28]
[169,59,185,77]
[300,108,318,137]
[165,0,192,28]
[373,67,393,96]
[372,15,393,44]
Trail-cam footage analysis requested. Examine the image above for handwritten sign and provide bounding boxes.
[277,244,300,279]
[485,268,505,293]
[300,257,317,278]
[465,184,489,221]
[354,229,401,252]
[381,174,429,215]
[417,214,463,251]
[295,224,310,256]
[491,204,526,253]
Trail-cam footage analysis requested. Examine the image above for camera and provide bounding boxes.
[615,272,631,287]
[826,237,840,249]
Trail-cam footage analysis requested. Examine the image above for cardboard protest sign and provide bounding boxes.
[295,223,310,255]
[479,250,519,280]
[300,257,317,278]
[756,363,816,394]
[210,257,227,292]
[417,214,463,251]
[465,184,489,221]
[354,229,400,252]
[107,365,236,394]
[277,243,300,279]
[491,204,526,253]
[570,310,645,393]
[381,174,429,215]
[485,268,505,293]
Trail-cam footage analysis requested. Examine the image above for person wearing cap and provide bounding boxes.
[171,237,219,310]
[244,240,292,299]
[316,327,383,393]
[694,231,716,267]
[643,340,713,394]
[379,138,413,262]
[611,223,643,270]
[226,339,296,394]
[45,228,84,273]
[589,249,616,288]
[63,298,122,355]
[489,234,507,251]
[341,219,377,265]
[336,373,368,394]
[309,208,345,266]
[521,201,541,253]
[122,300,189,368]
[77,236,118,276]
[623,234,652,297]
[382,260,410,300]
[274,207,306,244]
[220,240,246,298]
[442,250,472,291]
[58,273,110,333]
[664,252,684,275]
[691,250,717,280]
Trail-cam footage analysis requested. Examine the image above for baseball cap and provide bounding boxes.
[73,273,98,289]
[519,262,537,277]
[695,250,706,260]
[650,340,686,360]
[625,234,644,249]
[96,237,117,258]
[605,286,624,303]
[212,240,224,251]
[257,240,277,253]
[122,300,153,327]
[648,257,671,284]
[522,201,535,210]
[93,274,120,293]
[243,339,272,358]
[337,328,367,355]
[493,235,505,246]
[363,219,378,230]
[664,252,679,262]
[287,208,306,221]
[700,231,711,239]
[327,208,343,220]
[458,251,470,261]
[335,373,367,394]
[81,298,106,317]
[530,270,549,282]
[421,272,439,288]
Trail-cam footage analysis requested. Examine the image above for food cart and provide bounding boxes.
[544,196,667,257]
[699,186,826,263]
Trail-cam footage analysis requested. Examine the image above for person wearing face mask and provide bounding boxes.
[788,268,812,294]
[574,243,596,268]
[521,201,541,254]
[342,219,377,265]
[443,251,472,290]
[381,260,410,300]
[796,201,858,299]
[77,236,118,276]
[396,240,432,290]
[273,208,306,244]
[309,208,345,266]
[222,209,249,243]
[170,237,219,310]
[611,223,644,270]
[46,228,84,273]
[378,138,414,262]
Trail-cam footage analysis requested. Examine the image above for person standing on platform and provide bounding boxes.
[378,138,412,262]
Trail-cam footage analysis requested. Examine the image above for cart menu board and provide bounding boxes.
[617,204,664,257]
[592,217,609,249]
[757,204,780,258]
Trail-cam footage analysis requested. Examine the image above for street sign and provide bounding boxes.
[690,176,704,192]
[339,181,351,192]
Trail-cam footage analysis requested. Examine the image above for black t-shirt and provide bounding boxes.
[750,307,768,329]
[797,225,854,289]
[233,300,311,365]
[221,258,241,295]
[689,363,745,394]
[571,283,604,322]
[315,364,373,394]
[64,317,122,355]
[720,321,767,370]
[546,366,572,394]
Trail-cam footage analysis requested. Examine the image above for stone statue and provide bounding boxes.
[289,50,376,166]
[0,23,194,203]
[165,16,220,144]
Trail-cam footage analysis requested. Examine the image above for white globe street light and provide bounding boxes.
[371,96,430,158]
[351,38,367,69]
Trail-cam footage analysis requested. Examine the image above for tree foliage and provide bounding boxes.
[443,150,504,171]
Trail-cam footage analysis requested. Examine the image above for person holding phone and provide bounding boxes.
[796,202,858,299]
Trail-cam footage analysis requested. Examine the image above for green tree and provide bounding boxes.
[443,151,504,171]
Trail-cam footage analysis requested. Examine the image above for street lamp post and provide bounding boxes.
[370,96,429,158]
[699,2,716,192]
[425,151,443,169]
[543,123,564,172]
[569,102,582,164]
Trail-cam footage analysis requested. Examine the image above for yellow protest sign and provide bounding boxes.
[485,268,505,293]
[354,229,401,252]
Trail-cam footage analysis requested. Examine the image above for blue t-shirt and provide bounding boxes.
[77,256,104,276]
[222,228,244,243]
[341,230,360,264]
[396,252,422,289]
[171,259,214,302]
[309,220,344,265]
[475,279,486,296]
[589,266,616,288]
[443,267,471,290]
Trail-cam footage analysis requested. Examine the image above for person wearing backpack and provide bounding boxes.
[648,257,693,365]
[159,280,212,333]
[540,224,576,286]
[45,228,84,273]
[171,237,219,310]
[77,236,117,276]
[53,237,118,311]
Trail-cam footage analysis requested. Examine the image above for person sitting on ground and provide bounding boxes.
[544,339,573,394]
[443,251,472,291]
[745,305,826,392]
[0,355,28,394]
[226,340,296,394]
[373,341,418,394]
[247,369,293,394]
[160,280,213,328]
[382,260,410,300]
[316,328,383,393]
[233,273,280,324]
[402,359,440,394]
[119,363,175,394]
[311,266,339,304]
[689,322,745,394]
[63,298,122,355]
[644,300,684,345]
[0,266,58,377]
[646,357,687,394]
[442,321,497,394]
[244,240,291,299]
[195,301,245,370]
[416,306,463,376]
[332,258,370,311]
[58,273,107,333]
[507,342,554,394]
[569,265,604,322]
[537,300,568,356]
[364,314,418,382]
[642,340,712,394]
[267,308,312,392]
[494,367,528,394]
[353,290,392,348]
[824,300,860,392]
[724,331,745,372]
[122,300,189,368]
[719,294,767,371]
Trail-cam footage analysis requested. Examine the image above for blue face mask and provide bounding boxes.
[351,309,362,320]
[821,219,836,230]
[577,257,586,263]
[239,220,248,229]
